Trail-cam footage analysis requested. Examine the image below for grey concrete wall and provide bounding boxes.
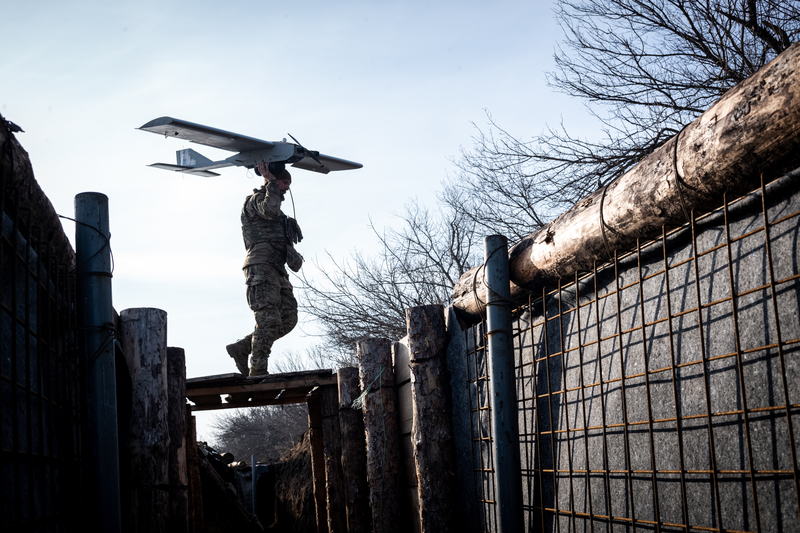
[456,173,800,532]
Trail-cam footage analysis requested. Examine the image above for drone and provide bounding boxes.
[138,116,363,177]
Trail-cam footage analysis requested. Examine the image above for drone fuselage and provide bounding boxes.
[226,142,300,169]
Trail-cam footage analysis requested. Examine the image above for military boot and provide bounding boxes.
[226,335,252,375]
[249,357,269,377]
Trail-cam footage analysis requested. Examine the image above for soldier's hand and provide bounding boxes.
[257,161,275,180]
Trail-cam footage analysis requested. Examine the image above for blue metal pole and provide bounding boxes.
[252,454,257,514]
[484,235,524,533]
[75,192,122,533]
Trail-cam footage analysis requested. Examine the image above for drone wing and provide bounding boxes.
[138,117,275,153]
[292,153,363,174]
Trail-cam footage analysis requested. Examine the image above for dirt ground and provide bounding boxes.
[198,428,315,533]
[267,430,316,533]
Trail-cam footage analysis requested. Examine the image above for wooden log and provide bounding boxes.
[185,406,204,533]
[392,341,421,533]
[453,41,800,323]
[321,385,348,532]
[358,338,407,533]
[337,367,373,533]
[187,373,337,398]
[307,393,329,533]
[406,305,457,533]
[167,347,189,533]
[120,308,170,533]
[442,307,480,533]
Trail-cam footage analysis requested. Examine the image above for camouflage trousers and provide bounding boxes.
[245,263,298,375]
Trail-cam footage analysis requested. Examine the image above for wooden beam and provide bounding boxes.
[187,375,337,397]
[186,369,335,387]
[190,395,222,407]
[453,41,800,323]
[185,370,338,411]
[185,372,242,384]
[191,395,312,412]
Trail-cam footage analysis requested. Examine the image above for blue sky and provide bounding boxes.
[2,0,592,438]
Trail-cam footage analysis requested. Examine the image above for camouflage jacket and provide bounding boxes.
[241,180,303,273]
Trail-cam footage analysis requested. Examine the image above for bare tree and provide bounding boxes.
[210,404,308,464]
[270,347,334,373]
[445,0,800,239]
[302,0,799,351]
[298,198,478,353]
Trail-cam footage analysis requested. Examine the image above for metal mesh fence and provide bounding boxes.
[466,320,498,532]
[1,145,83,530]
[467,172,800,532]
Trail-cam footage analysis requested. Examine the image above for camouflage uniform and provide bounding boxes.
[234,179,303,376]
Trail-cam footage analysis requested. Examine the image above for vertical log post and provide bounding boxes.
[358,338,406,533]
[185,406,204,533]
[307,393,329,533]
[406,304,457,532]
[392,340,421,533]
[167,347,189,533]
[322,385,348,532]
[120,308,170,533]
[443,306,480,532]
[337,367,372,533]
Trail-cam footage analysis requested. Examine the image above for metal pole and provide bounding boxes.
[252,454,257,515]
[75,192,122,533]
[484,235,524,533]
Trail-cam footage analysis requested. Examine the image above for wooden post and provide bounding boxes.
[307,393,329,533]
[167,347,189,533]
[358,338,406,533]
[185,406,204,533]
[119,308,170,532]
[406,305,457,532]
[337,367,373,533]
[321,385,348,532]
[453,41,800,322]
[392,341,421,533]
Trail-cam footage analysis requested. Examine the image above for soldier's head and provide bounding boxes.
[257,161,292,193]
[271,165,291,194]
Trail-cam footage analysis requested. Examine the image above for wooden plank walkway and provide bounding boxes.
[186,369,337,411]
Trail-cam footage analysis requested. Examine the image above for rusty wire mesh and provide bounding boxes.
[467,172,800,532]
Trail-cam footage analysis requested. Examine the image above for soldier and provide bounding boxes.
[226,161,304,376]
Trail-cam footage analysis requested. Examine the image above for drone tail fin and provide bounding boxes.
[176,148,214,168]
[148,163,221,177]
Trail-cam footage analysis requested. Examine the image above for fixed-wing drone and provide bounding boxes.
[138,117,363,177]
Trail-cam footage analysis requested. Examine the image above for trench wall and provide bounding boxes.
[452,171,800,532]
[1,118,85,531]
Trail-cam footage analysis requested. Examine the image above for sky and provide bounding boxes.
[2,0,592,439]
